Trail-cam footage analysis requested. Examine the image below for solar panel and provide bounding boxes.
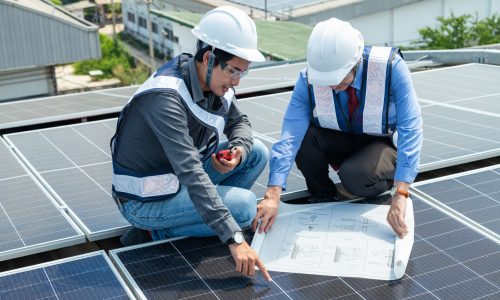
[413,165,500,240]
[240,91,500,173]
[412,63,500,115]
[3,106,307,241]
[0,251,134,299]
[0,87,130,130]
[237,62,305,95]
[4,120,131,241]
[0,62,304,130]
[110,194,500,300]
[0,138,84,261]
[255,140,308,200]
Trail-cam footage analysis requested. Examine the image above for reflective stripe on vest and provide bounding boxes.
[312,46,393,135]
[112,72,234,199]
[113,173,179,198]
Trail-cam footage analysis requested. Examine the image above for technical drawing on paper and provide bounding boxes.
[251,201,414,280]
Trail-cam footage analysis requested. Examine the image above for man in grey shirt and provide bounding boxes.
[111,6,271,281]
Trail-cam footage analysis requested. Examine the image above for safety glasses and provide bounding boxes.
[219,60,249,80]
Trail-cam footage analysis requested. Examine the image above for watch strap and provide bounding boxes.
[395,188,410,198]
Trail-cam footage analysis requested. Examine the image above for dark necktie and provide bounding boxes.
[346,86,359,122]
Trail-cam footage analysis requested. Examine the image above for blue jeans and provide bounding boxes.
[118,139,269,241]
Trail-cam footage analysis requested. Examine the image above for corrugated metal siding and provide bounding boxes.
[0,1,101,70]
[0,66,54,101]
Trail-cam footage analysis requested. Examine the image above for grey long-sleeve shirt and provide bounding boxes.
[114,56,254,242]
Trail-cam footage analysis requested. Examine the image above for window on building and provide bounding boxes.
[152,22,158,34]
[162,28,178,43]
[127,12,135,23]
[162,27,172,40]
[138,17,147,28]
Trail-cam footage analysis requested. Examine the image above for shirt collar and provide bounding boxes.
[350,61,363,90]
[187,57,205,103]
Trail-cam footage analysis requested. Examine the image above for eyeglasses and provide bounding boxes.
[219,60,249,80]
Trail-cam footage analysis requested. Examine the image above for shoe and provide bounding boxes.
[120,228,152,246]
[307,194,338,204]
[335,183,358,200]
[307,190,356,204]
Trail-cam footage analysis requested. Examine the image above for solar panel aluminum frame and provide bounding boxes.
[0,250,137,300]
[411,165,500,244]
[3,120,132,241]
[0,139,86,262]
[0,62,306,131]
[236,62,306,95]
[418,148,500,173]
[109,237,186,300]
[0,85,135,130]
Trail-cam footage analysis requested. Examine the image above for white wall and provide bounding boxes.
[350,10,393,46]
[348,0,499,46]
[393,0,443,46]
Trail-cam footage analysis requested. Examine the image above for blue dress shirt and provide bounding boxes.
[268,54,423,189]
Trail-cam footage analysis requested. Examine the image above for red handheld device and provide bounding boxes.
[217,149,234,160]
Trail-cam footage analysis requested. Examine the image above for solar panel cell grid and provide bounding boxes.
[414,166,500,236]
[0,252,133,299]
[412,64,500,114]
[4,120,130,241]
[112,195,500,300]
[0,140,84,261]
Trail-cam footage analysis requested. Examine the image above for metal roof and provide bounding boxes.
[0,0,101,70]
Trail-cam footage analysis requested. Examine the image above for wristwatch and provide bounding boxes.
[227,231,244,245]
[390,186,410,198]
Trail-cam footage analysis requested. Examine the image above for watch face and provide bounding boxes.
[234,232,244,244]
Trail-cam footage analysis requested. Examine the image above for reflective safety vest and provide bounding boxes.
[310,46,400,135]
[111,55,234,202]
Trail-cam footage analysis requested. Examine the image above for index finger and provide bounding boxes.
[255,258,272,282]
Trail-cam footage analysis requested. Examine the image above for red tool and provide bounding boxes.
[217,149,234,160]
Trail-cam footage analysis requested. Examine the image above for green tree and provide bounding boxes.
[74,34,132,78]
[73,34,150,85]
[417,13,475,49]
[473,14,500,45]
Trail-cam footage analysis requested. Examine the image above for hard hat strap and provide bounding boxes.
[205,49,216,88]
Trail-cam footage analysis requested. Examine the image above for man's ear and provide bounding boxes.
[203,51,211,66]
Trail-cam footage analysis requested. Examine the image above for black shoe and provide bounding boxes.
[307,191,352,204]
[120,228,152,246]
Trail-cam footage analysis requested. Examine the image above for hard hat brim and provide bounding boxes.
[307,63,351,86]
[233,48,266,62]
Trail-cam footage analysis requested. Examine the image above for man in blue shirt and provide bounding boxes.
[252,18,423,238]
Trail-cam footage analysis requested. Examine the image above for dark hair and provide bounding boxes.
[194,40,235,66]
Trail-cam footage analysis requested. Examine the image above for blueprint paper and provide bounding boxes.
[251,200,414,280]
[393,198,414,278]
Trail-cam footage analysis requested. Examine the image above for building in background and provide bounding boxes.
[63,0,96,20]
[0,0,101,102]
[122,1,312,62]
[276,0,500,47]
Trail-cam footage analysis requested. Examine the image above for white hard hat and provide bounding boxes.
[192,6,265,62]
[307,18,364,86]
